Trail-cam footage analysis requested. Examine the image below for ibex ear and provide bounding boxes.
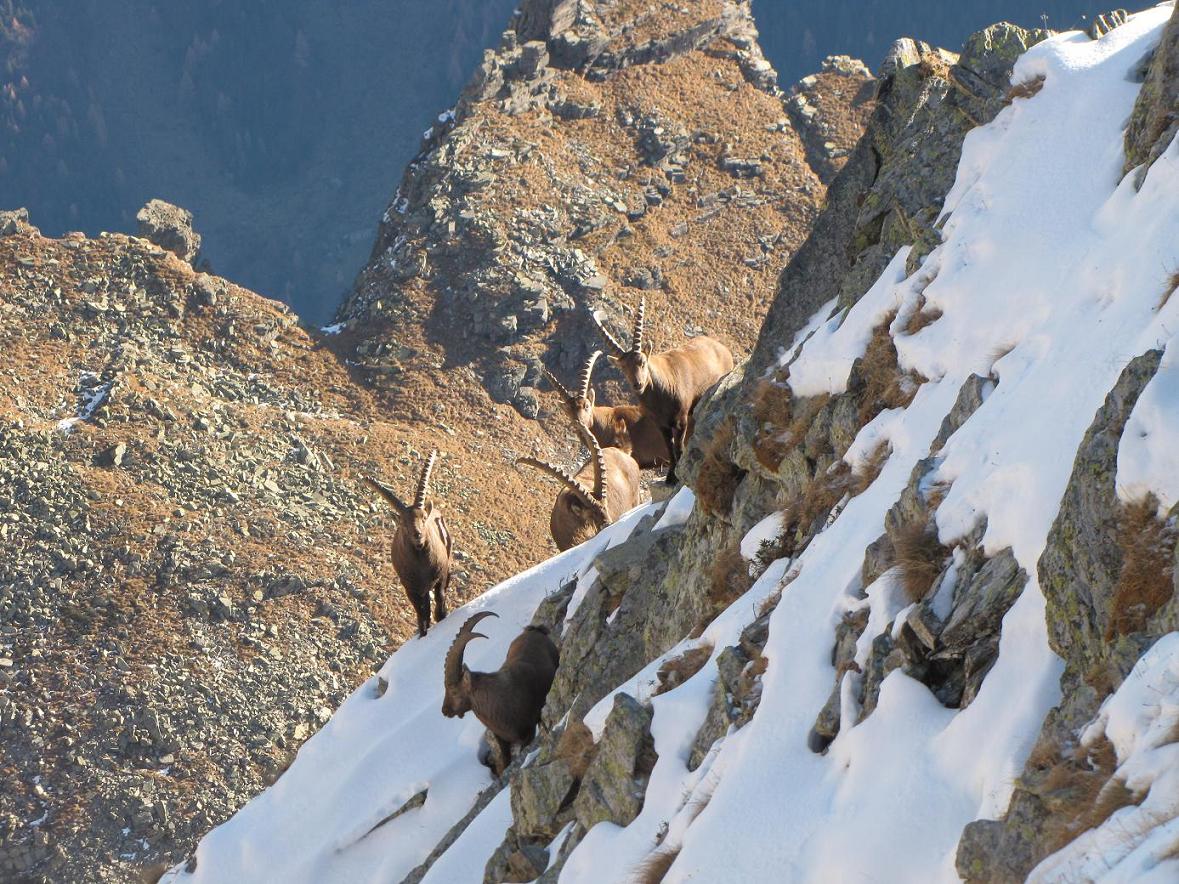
[587,389,596,406]
[461,667,473,689]
[423,500,434,515]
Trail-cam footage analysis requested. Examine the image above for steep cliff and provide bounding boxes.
[175,4,1179,882]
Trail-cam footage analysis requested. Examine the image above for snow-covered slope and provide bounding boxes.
[171,6,1179,882]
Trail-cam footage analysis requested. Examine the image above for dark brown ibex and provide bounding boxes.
[517,423,641,551]
[542,350,670,469]
[592,296,734,484]
[441,611,559,773]
[364,450,453,637]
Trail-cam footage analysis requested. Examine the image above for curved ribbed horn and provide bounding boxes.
[632,297,646,354]
[444,610,498,687]
[517,457,607,517]
[414,450,438,509]
[364,476,409,514]
[591,309,629,357]
[542,367,577,407]
[573,422,607,504]
[578,350,602,400]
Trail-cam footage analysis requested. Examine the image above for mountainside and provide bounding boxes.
[173,4,1179,883]
[0,2,876,882]
[335,0,872,419]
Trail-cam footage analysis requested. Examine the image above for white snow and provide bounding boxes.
[56,372,112,433]
[1029,633,1179,882]
[1117,337,1179,512]
[173,509,646,884]
[175,8,1179,884]
[319,322,345,335]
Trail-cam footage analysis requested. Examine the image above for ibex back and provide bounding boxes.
[593,296,733,483]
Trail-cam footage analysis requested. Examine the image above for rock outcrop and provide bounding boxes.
[337,0,872,420]
[136,199,202,265]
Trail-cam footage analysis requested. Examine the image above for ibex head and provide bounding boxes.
[542,351,601,429]
[365,450,439,550]
[592,298,650,393]
[442,610,497,718]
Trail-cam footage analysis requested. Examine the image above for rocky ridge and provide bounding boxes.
[336,0,872,423]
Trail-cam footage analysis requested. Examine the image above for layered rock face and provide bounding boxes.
[337,0,872,421]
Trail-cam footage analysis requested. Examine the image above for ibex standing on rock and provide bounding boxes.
[442,611,560,774]
[592,297,734,484]
[542,350,670,469]
[364,450,453,638]
[517,423,641,551]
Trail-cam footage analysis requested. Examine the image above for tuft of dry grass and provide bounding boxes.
[850,440,892,496]
[655,643,714,696]
[749,375,794,471]
[855,313,921,425]
[555,720,598,780]
[631,846,681,884]
[1106,494,1176,639]
[1006,74,1046,102]
[1159,269,1179,311]
[891,517,949,603]
[902,295,944,336]
[700,544,755,632]
[1038,735,1143,853]
[694,421,743,516]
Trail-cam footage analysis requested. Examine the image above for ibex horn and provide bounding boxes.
[363,476,409,513]
[632,296,645,354]
[541,367,577,406]
[516,457,608,518]
[444,611,498,687]
[573,422,607,504]
[591,309,629,357]
[414,450,438,509]
[578,350,602,400]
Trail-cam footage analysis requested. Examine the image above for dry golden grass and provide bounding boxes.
[655,643,715,696]
[850,440,892,497]
[702,544,755,629]
[1106,495,1176,638]
[631,846,681,884]
[891,517,948,603]
[750,376,795,471]
[694,421,743,517]
[1006,74,1046,102]
[903,300,944,336]
[555,720,598,780]
[856,313,921,425]
[1038,735,1144,853]
[1159,269,1179,311]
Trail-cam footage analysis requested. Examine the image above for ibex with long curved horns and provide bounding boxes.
[364,450,453,637]
[517,423,640,551]
[441,611,559,773]
[592,297,733,484]
[542,350,670,469]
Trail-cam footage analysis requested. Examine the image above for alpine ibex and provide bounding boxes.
[441,611,560,773]
[542,350,670,469]
[517,423,641,551]
[592,297,733,484]
[364,450,453,638]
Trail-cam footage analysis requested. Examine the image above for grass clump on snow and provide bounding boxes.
[891,516,949,603]
[1106,494,1176,638]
